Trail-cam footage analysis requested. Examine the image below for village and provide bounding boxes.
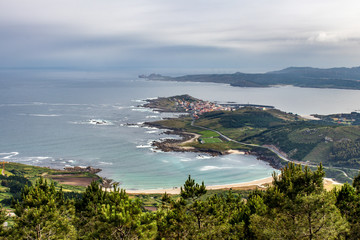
[313,111,360,125]
[176,98,274,119]
[176,99,233,119]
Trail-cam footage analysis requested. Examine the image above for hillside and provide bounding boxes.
[144,95,360,182]
[0,162,101,206]
[141,66,360,90]
[2,165,359,239]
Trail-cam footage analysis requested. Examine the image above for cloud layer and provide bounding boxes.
[1,0,360,73]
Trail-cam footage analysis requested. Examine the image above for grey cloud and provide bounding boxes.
[1,0,360,72]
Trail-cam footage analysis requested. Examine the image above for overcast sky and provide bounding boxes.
[1,0,360,73]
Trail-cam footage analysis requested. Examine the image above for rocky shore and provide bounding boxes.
[145,121,285,169]
[143,96,285,170]
[248,151,284,170]
[63,166,102,174]
[142,98,181,113]
[145,122,223,156]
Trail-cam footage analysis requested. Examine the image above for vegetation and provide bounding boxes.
[218,110,284,128]
[0,162,100,205]
[314,112,360,125]
[199,137,222,143]
[198,130,219,138]
[329,139,360,168]
[148,95,360,182]
[2,163,360,239]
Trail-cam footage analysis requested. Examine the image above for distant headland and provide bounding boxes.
[140,66,360,90]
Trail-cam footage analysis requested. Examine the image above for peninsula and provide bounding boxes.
[140,66,360,90]
[143,95,360,183]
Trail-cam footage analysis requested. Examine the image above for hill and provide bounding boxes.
[144,95,360,182]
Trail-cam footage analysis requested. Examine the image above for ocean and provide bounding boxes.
[1,70,360,189]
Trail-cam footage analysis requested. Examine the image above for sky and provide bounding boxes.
[1,0,360,74]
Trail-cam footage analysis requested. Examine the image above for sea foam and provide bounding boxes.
[200,166,232,171]
[28,114,61,117]
[0,152,19,159]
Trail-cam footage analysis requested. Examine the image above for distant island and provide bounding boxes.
[140,66,360,90]
[143,94,360,183]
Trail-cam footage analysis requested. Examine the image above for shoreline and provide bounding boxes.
[126,176,274,194]
[145,122,225,156]
[146,121,283,169]
[137,98,343,191]
[126,177,342,195]
[141,97,284,167]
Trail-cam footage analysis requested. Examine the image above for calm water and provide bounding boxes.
[1,70,360,189]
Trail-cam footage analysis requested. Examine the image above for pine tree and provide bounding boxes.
[75,181,156,239]
[335,183,360,239]
[0,204,8,237]
[250,163,349,240]
[180,175,207,201]
[10,177,77,239]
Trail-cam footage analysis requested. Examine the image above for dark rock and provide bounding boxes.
[64,166,102,174]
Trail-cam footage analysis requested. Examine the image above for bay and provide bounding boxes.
[1,71,360,189]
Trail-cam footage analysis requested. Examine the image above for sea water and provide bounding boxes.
[1,70,360,189]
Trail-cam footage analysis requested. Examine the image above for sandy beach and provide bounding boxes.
[126,176,342,194]
[125,144,342,195]
[127,126,341,195]
[126,176,274,194]
[226,149,246,155]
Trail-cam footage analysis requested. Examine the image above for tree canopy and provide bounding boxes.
[1,163,360,239]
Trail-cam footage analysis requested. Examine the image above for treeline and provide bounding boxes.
[0,174,31,205]
[1,163,360,239]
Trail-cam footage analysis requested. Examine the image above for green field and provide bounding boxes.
[199,130,220,138]
[201,137,223,143]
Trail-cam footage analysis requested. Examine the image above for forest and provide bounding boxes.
[1,163,360,239]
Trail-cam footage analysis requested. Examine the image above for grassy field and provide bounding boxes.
[199,130,219,138]
[0,162,101,205]
[201,137,222,143]
[303,142,332,164]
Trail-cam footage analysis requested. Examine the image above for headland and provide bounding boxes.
[141,94,360,184]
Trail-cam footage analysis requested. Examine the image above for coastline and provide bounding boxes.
[126,176,274,194]
[146,122,225,156]
[146,121,283,169]
[126,177,342,195]
[137,96,345,192]
[142,96,285,169]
